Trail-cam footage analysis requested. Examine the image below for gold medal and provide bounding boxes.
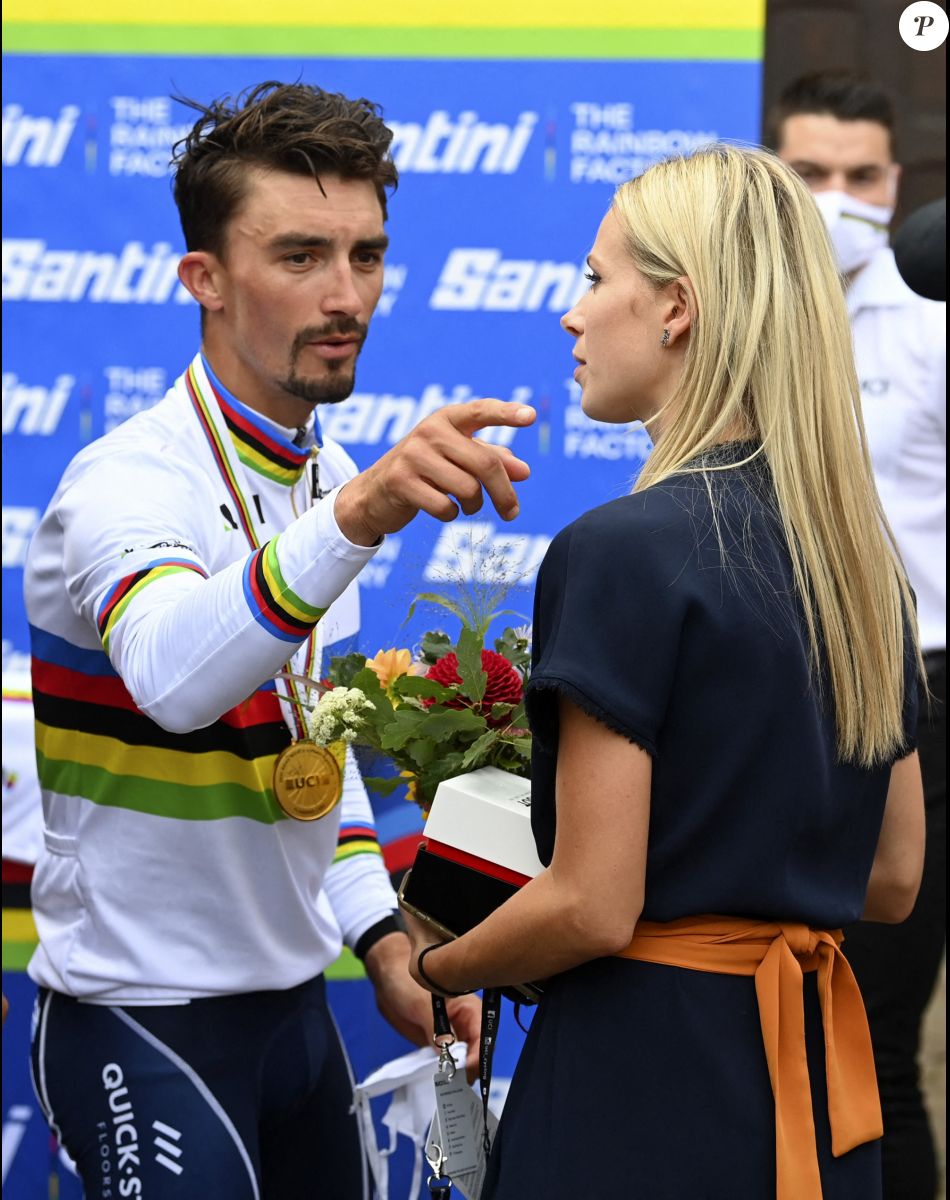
[273,741,343,821]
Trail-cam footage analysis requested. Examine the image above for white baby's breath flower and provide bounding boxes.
[306,687,375,746]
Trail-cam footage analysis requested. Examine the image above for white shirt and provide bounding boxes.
[25,354,398,1001]
[848,248,946,652]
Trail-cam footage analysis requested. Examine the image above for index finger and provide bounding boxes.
[444,398,536,435]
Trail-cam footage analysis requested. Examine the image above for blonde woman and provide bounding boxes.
[405,146,925,1199]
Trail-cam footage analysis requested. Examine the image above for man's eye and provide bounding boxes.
[286,253,312,265]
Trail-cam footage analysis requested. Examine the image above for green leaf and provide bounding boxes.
[392,675,452,701]
[420,630,453,665]
[490,703,515,720]
[417,751,467,798]
[456,626,487,704]
[406,592,471,629]
[494,626,532,670]
[460,729,500,769]
[345,668,395,742]
[379,708,432,751]
[326,652,370,688]
[407,737,438,768]
[403,707,487,745]
[362,775,406,798]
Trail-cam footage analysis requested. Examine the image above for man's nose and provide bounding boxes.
[322,264,364,316]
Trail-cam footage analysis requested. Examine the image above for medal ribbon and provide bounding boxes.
[184,357,321,739]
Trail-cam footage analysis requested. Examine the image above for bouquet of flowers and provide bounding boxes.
[301,595,532,813]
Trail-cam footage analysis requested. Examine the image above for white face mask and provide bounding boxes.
[812,190,894,275]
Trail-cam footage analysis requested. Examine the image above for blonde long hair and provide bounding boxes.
[613,145,918,767]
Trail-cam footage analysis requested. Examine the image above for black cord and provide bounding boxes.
[417,943,474,997]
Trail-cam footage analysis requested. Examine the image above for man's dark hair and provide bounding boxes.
[766,72,896,154]
[172,81,398,256]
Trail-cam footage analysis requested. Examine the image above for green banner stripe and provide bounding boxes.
[2,24,762,60]
[37,749,287,824]
[2,938,366,979]
[2,942,36,971]
[325,946,366,981]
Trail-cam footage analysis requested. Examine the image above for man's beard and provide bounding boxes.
[279,319,368,406]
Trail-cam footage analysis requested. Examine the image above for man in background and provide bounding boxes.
[772,72,946,1200]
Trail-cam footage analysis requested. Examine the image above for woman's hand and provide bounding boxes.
[402,910,448,991]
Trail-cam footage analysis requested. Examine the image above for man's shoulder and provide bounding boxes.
[62,384,198,486]
[852,248,945,317]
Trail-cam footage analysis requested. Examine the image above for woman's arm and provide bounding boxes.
[407,695,653,994]
[862,751,925,923]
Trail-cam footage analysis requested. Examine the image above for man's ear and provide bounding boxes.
[178,251,225,312]
[663,277,694,347]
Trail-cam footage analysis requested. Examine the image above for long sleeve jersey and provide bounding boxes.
[25,353,399,1001]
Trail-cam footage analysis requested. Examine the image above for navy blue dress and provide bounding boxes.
[482,446,918,1200]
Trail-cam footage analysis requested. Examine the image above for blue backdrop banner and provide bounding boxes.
[3,30,762,1199]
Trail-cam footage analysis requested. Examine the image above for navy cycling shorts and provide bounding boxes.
[30,974,367,1200]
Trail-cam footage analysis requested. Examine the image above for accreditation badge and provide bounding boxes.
[272,741,343,821]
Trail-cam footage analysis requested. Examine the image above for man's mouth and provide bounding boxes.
[309,337,362,361]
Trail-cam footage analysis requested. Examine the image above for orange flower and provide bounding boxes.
[366,648,413,691]
[399,768,419,807]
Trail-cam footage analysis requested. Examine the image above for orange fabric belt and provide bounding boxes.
[617,915,882,1200]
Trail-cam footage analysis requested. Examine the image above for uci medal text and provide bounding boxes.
[273,742,343,821]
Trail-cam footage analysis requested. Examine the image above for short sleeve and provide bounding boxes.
[525,496,691,759]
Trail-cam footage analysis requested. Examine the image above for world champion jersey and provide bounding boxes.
[25,353,398,1001]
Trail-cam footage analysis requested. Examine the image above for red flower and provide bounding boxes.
[426,650,523,727]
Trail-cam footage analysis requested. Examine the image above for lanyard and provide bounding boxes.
[428,989,501,1186]
[184,359,321,740]
[478,989,502,1158]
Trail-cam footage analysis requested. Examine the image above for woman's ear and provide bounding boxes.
[178,251,225,312]
[663,278,694,348]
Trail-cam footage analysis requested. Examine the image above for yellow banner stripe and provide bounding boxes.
[2,909,38,943]
[36,721,278,792]
[8,0,764,27]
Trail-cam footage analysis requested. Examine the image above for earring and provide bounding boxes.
[660,329,670,347]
